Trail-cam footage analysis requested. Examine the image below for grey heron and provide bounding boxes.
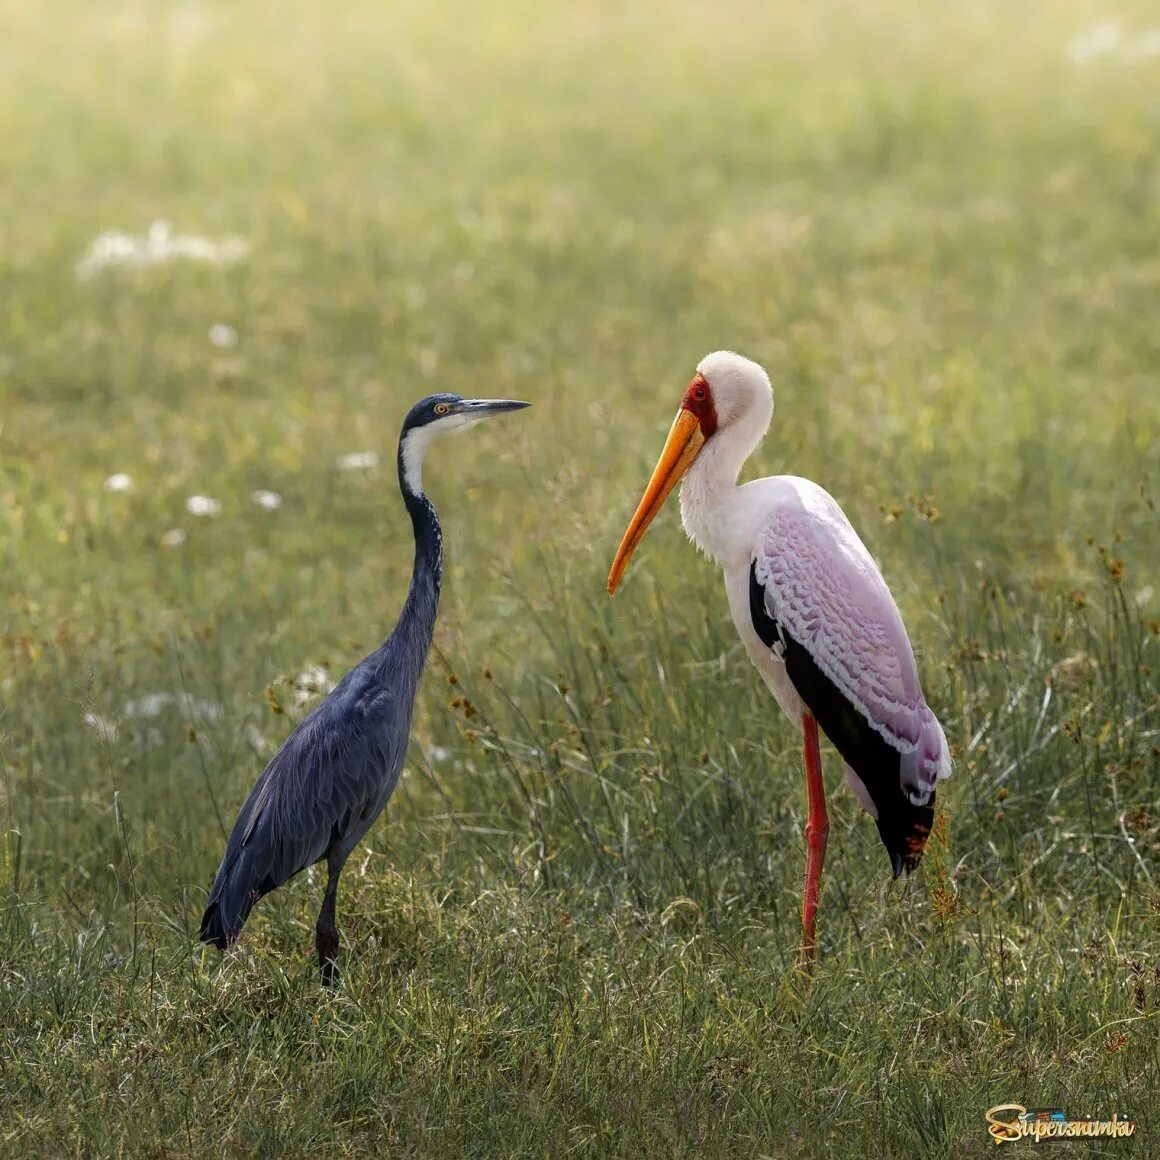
[200,393,530,984]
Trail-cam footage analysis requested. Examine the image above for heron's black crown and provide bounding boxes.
[402,393,463,433]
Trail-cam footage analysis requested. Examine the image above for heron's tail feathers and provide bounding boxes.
[199,847,264,951]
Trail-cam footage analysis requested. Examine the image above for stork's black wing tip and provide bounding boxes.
[884,843,926,879]
[878,810,932,880]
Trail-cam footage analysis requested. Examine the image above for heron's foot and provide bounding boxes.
[319,954,339,988]
[316,926,340,987]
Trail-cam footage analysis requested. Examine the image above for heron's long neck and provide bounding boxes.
[401,485,443,639]
[679,422,759,565]
[374,450,443,683]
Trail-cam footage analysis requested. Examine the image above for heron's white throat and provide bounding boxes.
[401,412,486,495]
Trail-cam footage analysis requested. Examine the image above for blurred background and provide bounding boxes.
[1,2,1157,1154]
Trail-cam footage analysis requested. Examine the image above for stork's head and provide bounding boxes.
[690,351,774,432]
[606,351,772,594]
[400,392,530,495]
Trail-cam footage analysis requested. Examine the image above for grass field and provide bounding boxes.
[2,1,1158,1155]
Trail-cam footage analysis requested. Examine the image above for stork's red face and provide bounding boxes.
[607,373,717,594]
[679,373,719,438]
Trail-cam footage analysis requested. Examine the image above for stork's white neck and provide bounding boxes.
[678,412,770,566]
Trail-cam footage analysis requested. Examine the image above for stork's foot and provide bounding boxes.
[797,814,830,973]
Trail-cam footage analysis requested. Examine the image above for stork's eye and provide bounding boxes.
[692,385,708,400]
[434,403,450,415]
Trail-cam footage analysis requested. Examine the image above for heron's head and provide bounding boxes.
[400,392,530,494]
[606,351,772,594]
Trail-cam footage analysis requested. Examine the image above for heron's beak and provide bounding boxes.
[607,408,704,595]
[459,398,532,417]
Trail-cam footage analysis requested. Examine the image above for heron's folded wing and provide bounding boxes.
[218,682,406,894]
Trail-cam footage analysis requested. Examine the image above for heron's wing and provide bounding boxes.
[749,478,950,806]
[210,674,408,904]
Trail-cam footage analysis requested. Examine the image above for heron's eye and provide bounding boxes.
[434,403,450,415]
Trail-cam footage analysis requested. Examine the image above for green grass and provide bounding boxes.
[2,0,1158,1154]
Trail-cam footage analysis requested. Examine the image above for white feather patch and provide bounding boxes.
[400,410,488,493]
[401,426,438,495]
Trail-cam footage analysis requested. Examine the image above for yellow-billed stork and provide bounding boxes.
[607,351,952,968]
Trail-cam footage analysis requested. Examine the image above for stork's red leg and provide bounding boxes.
[798,711,829,971]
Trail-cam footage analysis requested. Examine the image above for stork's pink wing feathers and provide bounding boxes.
[752,479,950,802]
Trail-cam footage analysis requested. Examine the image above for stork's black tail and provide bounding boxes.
[875,795,936,879]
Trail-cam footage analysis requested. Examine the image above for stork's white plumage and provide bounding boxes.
[607,351,951,969]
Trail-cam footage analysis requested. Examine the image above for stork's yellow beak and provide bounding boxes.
[607,408,705,594]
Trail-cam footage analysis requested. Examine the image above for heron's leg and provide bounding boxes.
[798,711,829,972]
[316,854,344,987]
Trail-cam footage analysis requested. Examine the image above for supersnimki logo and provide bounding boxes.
[985,1105,1137,1143]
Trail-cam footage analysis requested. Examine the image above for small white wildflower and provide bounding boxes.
[293,664,336,710]
[161,528,187,547]
[122,691,223,721]
[336,451,379,471]
[176,692,224,720]
[76,220,250,280]
[209,323,238,348]
[83,712,119,743]
[186,495,221,517]
[1067,22,1120,63]
[123,692,173,719]
[244,722,271,753]
[1127,28,1160,59]
[295,665,335,694]
[104,473,133,492]
[250,489,283,511]
[139,726,165,751]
